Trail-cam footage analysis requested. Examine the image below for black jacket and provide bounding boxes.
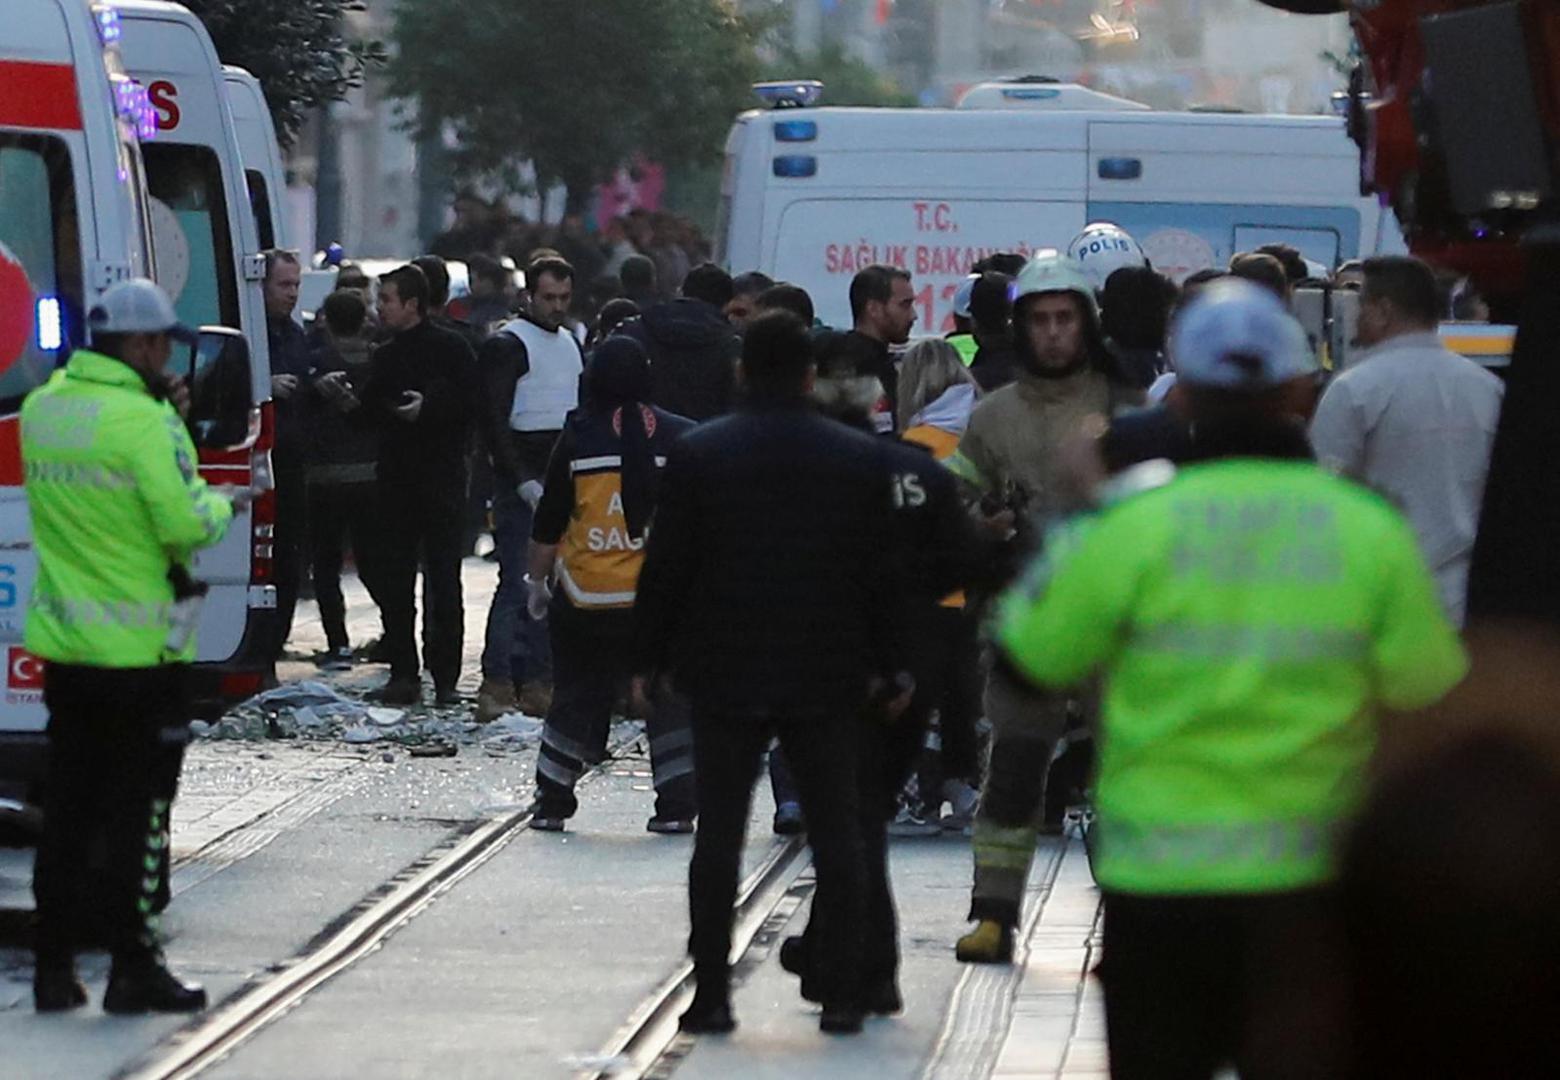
[621,299,740,422]
[361,319,478,489]
[634,403,903,713]
[304,332,380,486]
[475,317,584,491]
[969,336,1017,392]
[267,314,314,465]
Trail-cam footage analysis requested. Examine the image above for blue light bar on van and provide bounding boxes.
[754,81,823,109]
[1097,157,1142,180]
[93,5,123,45]
[773,119,818,142]
[772,155,818,178]
[36,298,63,352]
[1002,87,1060,101]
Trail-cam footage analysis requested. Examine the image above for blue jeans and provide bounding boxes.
[480,486,552,683]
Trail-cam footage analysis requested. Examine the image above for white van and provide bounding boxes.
[223,65,288,251]
[0,0,161,789]
[114,0,278,710]
[717,85,1403,332]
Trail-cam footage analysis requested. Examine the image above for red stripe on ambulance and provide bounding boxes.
[0,60,83,132]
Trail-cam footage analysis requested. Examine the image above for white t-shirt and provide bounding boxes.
[1310,331,1504,625]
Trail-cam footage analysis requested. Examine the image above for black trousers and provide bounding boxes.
[271,458,308,660]
[379,477,465,690]
[790,708,909,992]
[534,600,695,818]
[308,480,385,651]
[688,705,865,1006]
[905,605,982,786]
[33,663,189,966]
[1100,889,1351,1080]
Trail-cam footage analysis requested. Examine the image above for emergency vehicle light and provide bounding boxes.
[36,298,62,352]
[754,81,824,109]
[1097,157,1142,180]
[93,5,123,45]
[772,155,818,178]
[773,119,818,142]
[112,75,158,141]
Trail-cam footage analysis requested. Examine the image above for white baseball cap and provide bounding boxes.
[87,278,198,345]
[1169,278,1317,390]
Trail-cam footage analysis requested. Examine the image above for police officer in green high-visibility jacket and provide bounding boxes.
[23,279,240,1016]
[994,280,1468,1079]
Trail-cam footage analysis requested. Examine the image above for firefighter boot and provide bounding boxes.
[475,677,516,723]
[955,920,1014,964]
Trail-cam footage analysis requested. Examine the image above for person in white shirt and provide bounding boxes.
[1310,255,1504,625]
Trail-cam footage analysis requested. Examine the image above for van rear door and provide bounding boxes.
[756,109,1089,332]
[1085,115,1368,280]
[117,2,270,671]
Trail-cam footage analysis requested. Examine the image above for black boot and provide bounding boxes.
[678,992,736,1035]
[33,961,88,1013]
[103,957,207,1015]
[819,1001,865,1035]
[863,977,903,1016]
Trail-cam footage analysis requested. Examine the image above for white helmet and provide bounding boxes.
[1011,250,1098,319]
[1066,222,1147,290]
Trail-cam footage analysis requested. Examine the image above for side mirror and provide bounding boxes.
[185,326,252,449]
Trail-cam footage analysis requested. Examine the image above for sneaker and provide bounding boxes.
[887,803,941,838]
[355,637,391,664]
[647,816,695,835]
[374,677,422,706]
[475,677,516,723]
[529,815,566,832]
[819,1003,865,1035]
[103,959,207,1014]
[433,685,463,708]
[955,919,1014,964]
[314,646,355,672]
[940,780,980,834]
[772,801,805,835]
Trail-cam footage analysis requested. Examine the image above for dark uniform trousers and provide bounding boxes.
[379,477,466,691]
[33,663,189,965]
[535,600,694,818]
[308,480,385,652]
[271,455,308,660]
[687,706,866,1006]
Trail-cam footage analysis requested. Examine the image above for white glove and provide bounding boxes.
[518,479,544,509]
[524,573,552,621]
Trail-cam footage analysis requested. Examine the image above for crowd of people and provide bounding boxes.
[53,214,1508,1064]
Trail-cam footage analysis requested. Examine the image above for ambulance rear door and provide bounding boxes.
[116,0,271,669]
[753,108,1091,332]
[1084,114,1381,281]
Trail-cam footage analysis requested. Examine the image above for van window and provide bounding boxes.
[142,143,240,334]
[245,169,276,250]
[0,135,80,415]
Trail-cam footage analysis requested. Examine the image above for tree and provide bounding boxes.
[389,0,760,208]
[761,41,919,108]
[181,0,385,149]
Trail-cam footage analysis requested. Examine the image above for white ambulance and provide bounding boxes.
[0,0,161,795]
[716,81,1404,332]
[0,0,275,806]
[115,0,279,712]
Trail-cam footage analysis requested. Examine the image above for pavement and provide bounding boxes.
[0,558,1113,1079]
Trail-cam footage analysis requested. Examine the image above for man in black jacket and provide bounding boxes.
[634,311,908,1037]
[843,264,917,428]
[361,264,478,705]
[621,262,741,422]
[474,257,583,720]
[264,249,313,662]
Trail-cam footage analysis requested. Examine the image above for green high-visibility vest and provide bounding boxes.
[22,350,234,667]
[947,333,978,367]
[997,457,1468,895]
